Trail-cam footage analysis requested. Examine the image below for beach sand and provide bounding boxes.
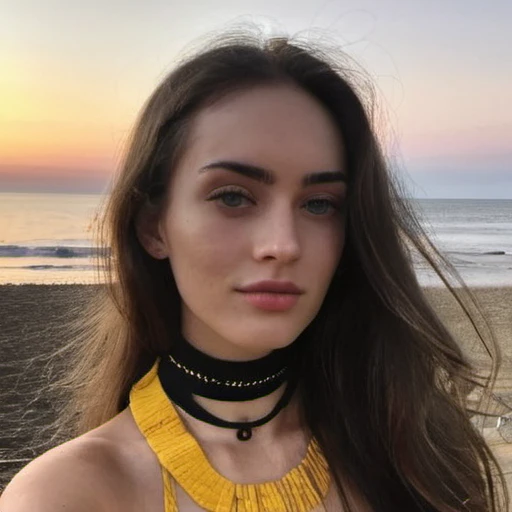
[424,287,512,492]
[1,284,511,493]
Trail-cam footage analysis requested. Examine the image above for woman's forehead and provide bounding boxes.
[179,84,346,177]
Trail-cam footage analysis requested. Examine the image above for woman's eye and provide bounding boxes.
[207,189,253,208]
[220,192,248,208]
[304,198,339,215]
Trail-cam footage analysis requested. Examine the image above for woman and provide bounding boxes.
[1,31,507,511]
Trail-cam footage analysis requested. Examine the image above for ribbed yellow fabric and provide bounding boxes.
[162,469,178,512]
[130,360,331,512]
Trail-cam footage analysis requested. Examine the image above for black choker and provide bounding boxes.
[157,335,297,441]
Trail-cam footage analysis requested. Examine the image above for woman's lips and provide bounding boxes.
[237,291,300,311]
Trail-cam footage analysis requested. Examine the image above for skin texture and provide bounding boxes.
[0,84,349,511]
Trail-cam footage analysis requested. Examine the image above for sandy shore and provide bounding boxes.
[424,287,512,492]
[0,284,102,490]
[425,287,512,405]
[1,284,511,492]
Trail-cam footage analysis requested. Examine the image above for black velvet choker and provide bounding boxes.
[157,334,298,441]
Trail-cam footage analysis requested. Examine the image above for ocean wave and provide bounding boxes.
[413,249,512,270]
[0,264,103,271]
[0,244,110,259]
[24,265,74,270]
[446,250,512,258]
[28,264,101,271]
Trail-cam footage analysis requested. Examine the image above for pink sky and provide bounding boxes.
[1,0,511,198]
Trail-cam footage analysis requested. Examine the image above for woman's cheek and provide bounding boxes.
[173,220,247,278]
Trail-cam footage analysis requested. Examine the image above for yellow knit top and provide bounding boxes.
[129,360,331,512]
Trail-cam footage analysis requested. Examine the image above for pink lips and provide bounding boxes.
[236,280,303,311]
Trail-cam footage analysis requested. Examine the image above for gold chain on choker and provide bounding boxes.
[168,354,287,387]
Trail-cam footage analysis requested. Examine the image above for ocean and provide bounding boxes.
[0,193,106,285]
[414,199,512,286]
[0,193,511,286]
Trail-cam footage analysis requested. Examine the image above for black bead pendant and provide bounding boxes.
[237,428,252,441]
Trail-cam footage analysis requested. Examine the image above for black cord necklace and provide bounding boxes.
[157,335,298,441]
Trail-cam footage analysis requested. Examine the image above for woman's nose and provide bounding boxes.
[252,206,301,263]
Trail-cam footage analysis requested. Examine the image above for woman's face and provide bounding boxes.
[142,84,347,360]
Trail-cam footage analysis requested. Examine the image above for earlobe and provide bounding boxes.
[135,209,169,260]
[146,240,169,260]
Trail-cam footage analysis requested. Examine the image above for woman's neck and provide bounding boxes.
[184,329,276,362]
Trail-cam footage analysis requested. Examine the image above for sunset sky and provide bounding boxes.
[1,0,511,198]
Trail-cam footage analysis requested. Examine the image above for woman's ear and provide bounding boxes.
[135,206,169,260]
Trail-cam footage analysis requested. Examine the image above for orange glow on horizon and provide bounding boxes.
[0,54,133,177]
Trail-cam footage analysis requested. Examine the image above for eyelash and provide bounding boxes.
[206,186,344,216]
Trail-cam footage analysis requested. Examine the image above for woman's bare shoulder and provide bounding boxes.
[0,409,144,512]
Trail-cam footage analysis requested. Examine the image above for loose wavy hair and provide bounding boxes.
[56,29,507,511]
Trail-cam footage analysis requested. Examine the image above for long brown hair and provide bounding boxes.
[57,29,507,511]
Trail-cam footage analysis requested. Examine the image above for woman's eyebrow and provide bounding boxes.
[199,160,347,187]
